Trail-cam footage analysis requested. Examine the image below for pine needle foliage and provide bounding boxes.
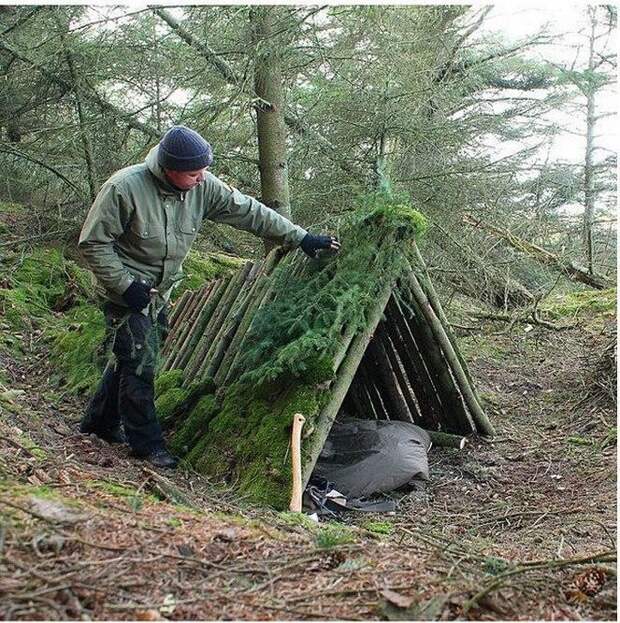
[235,196,427,388]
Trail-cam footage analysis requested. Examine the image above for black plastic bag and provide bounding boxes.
[313,418,431,498]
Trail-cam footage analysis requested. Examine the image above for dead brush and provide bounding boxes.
[589,325,617,406]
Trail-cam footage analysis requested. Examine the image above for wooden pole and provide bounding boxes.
[184,275,239,380]
[219,249,294,385]
[376,323,422,423]
[427,431,468,449]
[162,285,204,358]
[406,271,495,436]
[170,280,223,371]
[194,262,254,380]
[410,245,476,387]
[386,296,444,430]
[204,263,264,380]
[168,289,191,327]
[178,277,229,375]
[301,283,394,488]
[218,249,286,385]
[166,282,216,371]
[402,289,476,434]
[366,338,406,421]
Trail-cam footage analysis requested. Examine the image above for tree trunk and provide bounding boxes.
[152,7,362,180]
[583,6,597,274]
[250,7,292,255]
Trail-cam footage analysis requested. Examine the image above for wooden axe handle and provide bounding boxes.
[289,412,306,512]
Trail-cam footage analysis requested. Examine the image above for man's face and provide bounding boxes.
[164,167,207,191]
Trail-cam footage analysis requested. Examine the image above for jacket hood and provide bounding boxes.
[145,145,181,196]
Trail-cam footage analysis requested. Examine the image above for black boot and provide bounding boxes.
[138,446,179,469]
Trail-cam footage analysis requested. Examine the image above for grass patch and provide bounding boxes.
[362,520,394,535]
[316,523,356,548]
[278,511,319,530]
[167,517,183,528]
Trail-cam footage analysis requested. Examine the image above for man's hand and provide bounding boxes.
[300,233,341,258]
[122,281,151,312]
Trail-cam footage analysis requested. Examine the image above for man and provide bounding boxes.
[78,125,340,468]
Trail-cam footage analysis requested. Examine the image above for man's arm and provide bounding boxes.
[203,173,307,247]
[78,182,135,295]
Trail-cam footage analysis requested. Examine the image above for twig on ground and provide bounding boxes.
[462,549,617,613]
[0,435,39,459]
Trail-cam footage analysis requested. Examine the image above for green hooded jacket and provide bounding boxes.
[78,145,307,307]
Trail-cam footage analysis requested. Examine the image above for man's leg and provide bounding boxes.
[114,308,176,467]
[80,304,125,443]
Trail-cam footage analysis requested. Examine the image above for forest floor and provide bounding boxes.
[0,271,617,620]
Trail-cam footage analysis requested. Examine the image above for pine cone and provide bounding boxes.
[565,566,607,602]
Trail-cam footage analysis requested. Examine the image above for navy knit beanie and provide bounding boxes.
[158,125,214,171]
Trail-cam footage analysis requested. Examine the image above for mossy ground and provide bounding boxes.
[0,226,247,397]
[540,287,616,319]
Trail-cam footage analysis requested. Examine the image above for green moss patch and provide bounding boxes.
[0,247,90,329]
[541,288,616,319]
[277,511,319,530]
[156,379,214,426]
[170,393,218,455]
[174,250,246,299]
[155,369,184,398]
[0,246,106,393]
[316,523,356,548]
[363,520,394,535]
[47,304,106,394]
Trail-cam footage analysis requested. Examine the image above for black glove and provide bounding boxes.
[122,281,151,312]
[300,233,341,258]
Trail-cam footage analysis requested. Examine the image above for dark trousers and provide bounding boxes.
[83,302,168,455]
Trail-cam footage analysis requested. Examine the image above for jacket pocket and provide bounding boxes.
[127,220,165,261]
[130,220,163,239]
[176,212,200,236]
